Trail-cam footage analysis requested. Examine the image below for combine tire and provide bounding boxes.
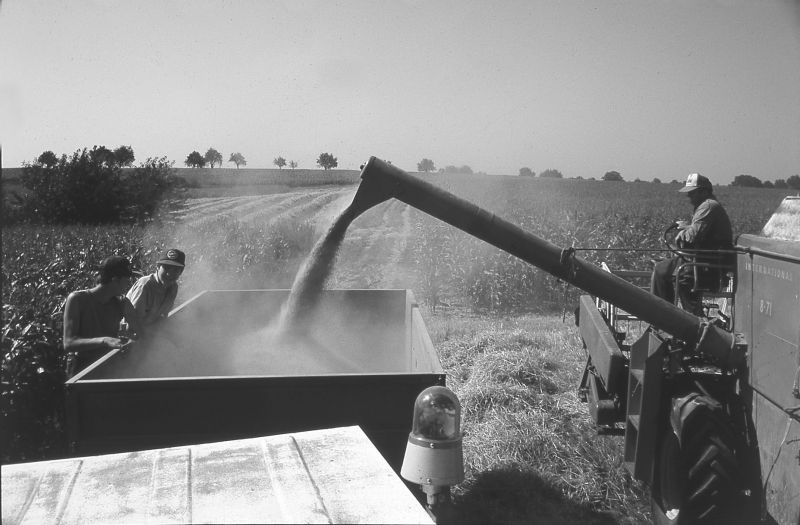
[651,401,745,525]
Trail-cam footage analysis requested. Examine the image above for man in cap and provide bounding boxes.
[63,255,144,377]
[127,248,186,327]
[651,173,733,314]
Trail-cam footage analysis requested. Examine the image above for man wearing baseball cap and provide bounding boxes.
[651,173,733,314]
[127,248,187,326]
[63,255,144,377]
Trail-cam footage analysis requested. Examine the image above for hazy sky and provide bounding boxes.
[2,0,798,183]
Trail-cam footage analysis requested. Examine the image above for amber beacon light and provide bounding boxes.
[400,386,464,511]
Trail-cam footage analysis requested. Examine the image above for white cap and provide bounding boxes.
[679,173,712,193]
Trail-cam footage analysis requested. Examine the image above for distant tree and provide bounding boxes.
[113,145,135,167]
[774,179,788,189]
[670,179,680,185]
[204,148,223,168]
[652,177,662,184]
[787,174,800,190]
[731,174,762,188]
[763,180,774,189]
[185,151,206,168]
[289,160,298,169]
[634,178,643,182]
[540,169,563,178]
[122,156,181,223]
[36,150,59,168]
[519,167,535,177]
[602,170,624,182]
[229,152,246,169]
[316,152,338,170]
[90,145,116,166]
[588,177,596,181]
[274,156,287,169]
[575,176,584,180]
[417,158,436,172]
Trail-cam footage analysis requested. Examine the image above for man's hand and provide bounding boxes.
[675,220,690,229]
[103,336,127,349]
[119,339,136,354]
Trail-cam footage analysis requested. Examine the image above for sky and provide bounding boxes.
[1,0,799,183]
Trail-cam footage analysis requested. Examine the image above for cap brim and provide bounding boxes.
[158,260,185,268]
[679,185,709,193]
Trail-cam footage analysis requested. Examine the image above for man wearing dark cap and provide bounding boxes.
[63,255,144,377]
[127,248,186,327]
[651,173,733,314]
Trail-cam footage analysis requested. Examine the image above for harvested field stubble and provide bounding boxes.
[429,310,650,524]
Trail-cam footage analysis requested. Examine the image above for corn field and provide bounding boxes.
[2,176,793,466]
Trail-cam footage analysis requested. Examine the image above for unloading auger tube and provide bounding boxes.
[346,156,745,369]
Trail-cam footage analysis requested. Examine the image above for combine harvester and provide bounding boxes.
[345,158,799,525]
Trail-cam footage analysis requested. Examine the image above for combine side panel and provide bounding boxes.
[624,329,666,482]
[578,295,628,394]
[578,295,628,426]
[736,233,800,525]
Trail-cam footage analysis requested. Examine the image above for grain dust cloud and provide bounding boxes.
[229,206,364,375]
[114,200,401,379]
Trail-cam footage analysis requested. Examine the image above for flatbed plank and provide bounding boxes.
[2,426,432,525]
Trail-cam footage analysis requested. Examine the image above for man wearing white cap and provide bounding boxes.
[651,174,733,314]
[127,248,186,326]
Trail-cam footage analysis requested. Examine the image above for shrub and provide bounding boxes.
[12,147,180,225]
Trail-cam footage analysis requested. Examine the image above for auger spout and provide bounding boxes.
[349,156,744,368]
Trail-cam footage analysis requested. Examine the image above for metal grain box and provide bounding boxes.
[66,289,444,470]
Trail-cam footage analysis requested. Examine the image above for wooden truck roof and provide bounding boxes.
[2,425,433,525]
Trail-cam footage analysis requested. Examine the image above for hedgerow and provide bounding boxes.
[5,146,183,225]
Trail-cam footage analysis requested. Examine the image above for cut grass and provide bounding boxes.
[425,308,651,525]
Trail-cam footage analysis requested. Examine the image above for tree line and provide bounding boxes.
[729,174,800,189]
[517,167,800,187]
[184,148,339,170]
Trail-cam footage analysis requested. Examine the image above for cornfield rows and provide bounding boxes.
[2,176,795,464]
[170,187,420,297]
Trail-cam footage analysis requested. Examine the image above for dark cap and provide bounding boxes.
[679,173,713,193]
[99,256,140,280]
[157,248,186,268]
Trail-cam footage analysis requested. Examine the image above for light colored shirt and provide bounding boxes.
[127,273,178,325]
[678,197,733,249]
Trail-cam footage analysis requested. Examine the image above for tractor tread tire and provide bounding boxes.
[652,396,747,525]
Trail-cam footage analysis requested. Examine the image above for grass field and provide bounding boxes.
[2,174,796,523]
[426,310,650,524]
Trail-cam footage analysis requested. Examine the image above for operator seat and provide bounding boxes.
[675,254,735,321]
